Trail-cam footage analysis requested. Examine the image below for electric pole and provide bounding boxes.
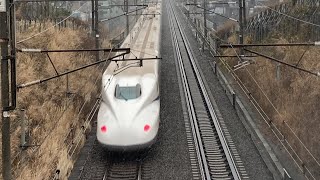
[187,0,190,18]
[91,0,95,34]
[135,0,138,22]
[243,0,246,27]
[238,0,244,55]
[125,0,129,36]
[202,0,207,51]
[94,0,99,61]
[193,0,196,23]
[0,0,12,179]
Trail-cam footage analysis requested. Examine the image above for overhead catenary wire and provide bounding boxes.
[15,44,119,179]
[17,51,129,89]
[16,0,139,44]
[225,37,320,178]
[244,48,319,77]
[192,4,238,22]
[13,13,137,177]
[216,41,315,179]
[64,46,126,156]
[225,36,320,169]
[14,1,158,178]
[17,2,89,44]
[100,6,147,22]
[67,6,153,157]
[177,4,318,179]
[67,1,162,158]
[257,2,320,28]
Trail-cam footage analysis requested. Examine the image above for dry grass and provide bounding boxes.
[215,21,237,40]
[221,31,320,177]
[0,22,106,179]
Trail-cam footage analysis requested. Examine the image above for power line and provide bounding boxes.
[244,48,320,77]
[14,8,157,177]
[1,0,12,179]
[17,2,89,44]
[17,51,129,88]
[178,4,319,178]
[220,42,320,47]
[188,4,238,22]
[225,40,320,174]
[257,2,320,28]
[100,6,147,22]
[15,43,121,179]
[218,42,318,180]
[14,5,125,175]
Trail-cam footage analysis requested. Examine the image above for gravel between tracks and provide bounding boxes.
[70,1,193,179]
[71,0,274,179]
[171,1,274,179]
[144,1,193,179]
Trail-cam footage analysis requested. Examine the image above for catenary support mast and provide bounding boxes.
[0,0,12,179]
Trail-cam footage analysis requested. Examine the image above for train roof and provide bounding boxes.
[104,2,162,78]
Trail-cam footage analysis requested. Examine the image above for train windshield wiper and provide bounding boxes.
[119,92,128,101]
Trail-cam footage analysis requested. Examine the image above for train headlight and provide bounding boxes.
[101,125,107,133]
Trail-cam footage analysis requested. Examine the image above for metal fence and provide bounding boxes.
[246,0,320,42]
[181,1,320,179]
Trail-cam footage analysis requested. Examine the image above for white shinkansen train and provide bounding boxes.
[97,1,162,151]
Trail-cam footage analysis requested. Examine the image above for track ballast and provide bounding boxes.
[167,1,247,179]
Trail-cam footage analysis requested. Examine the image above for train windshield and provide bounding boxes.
[115,84,141,100]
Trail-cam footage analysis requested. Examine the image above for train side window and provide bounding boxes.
[115,84,141,100]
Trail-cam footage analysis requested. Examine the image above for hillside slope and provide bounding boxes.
[0,21,108,179]
[219,5,320,178]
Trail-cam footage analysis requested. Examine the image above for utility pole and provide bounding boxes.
[243,0,246,27]
[187,0,190,18]
[91,0,95,35]
[94,0,99,61]
[193,0,196,23]
[238,0,244,55]
[202,0,207,51]
[125,0,129,36]
[135,0,138,22]
[0,0,12,179]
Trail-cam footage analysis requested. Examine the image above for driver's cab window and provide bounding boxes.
[115,84,141,100]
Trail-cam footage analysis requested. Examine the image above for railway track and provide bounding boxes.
[167,1,245,179]
[102,154,143,180]
[69,136,149,180]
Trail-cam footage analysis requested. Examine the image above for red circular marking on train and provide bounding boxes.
[144,125,150,132]
[101,125,107,133]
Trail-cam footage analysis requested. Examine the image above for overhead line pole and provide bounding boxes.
[202,0,207,51]
[91,0,95,34]
[243,0,246,27]
[99,6,147,22]
[238,0,244,56]
[188,5,238,22]
[135,0,137,22]
[193,0,196,22]
[94,0,99,61]
[125,0,129,36]
[187,0,189,18]
[0,0,12,179]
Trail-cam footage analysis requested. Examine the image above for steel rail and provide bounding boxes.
[102,160,142,180]
[220,42,320,48]
[137,163,142,180]
[167,2,209,179]
[169,1,241,179]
